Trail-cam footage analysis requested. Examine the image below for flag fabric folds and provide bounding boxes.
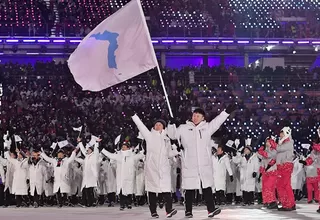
[58,140,69,148]
[14,135,22,142]
[114,135,121,145]
[72,126,82,132]
[50,142,58,150]
[68,0,157,92]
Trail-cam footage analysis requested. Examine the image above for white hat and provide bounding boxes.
[245,138,252,146]
[234,139,240,148]
[226,140,234,148]
[279,126,292,145]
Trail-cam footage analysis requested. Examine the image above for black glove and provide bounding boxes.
[299,160,307,165]
[169,117,177,125]
[170,139,179,146]
[26,179,30,185]
[126,108,135,117]
[229,175,234,182]
[225,103,237,114]
[252,172,257,178]
[177,145,184,152]
[232,151,237,157]
[265,164,272,172]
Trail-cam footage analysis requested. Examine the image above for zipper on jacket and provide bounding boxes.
[199,130,202,139]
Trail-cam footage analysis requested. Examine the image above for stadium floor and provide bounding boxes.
[0,202,318,220]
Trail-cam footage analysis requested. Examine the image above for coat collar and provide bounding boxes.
[151,128,169,140]
[186,120,207,128]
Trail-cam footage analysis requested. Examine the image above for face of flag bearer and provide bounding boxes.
[154,122,164,132]
[192,113,204,125]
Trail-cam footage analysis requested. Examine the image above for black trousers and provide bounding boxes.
[3,189,12,206]
[82,187,95,207]
[33,188,40,205]
[226,193,234,204]
[0,184,4,206]
[119,190,132,207]
[148,192,173,214]
[243,191,254,204]
[185,187,215,213]
[107,192,116,203]
[56,189,67,206]
[98,195,105,205]
[16,195,28,207]
[216,190,225,205]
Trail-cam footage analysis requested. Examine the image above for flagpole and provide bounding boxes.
[136,0,174,118]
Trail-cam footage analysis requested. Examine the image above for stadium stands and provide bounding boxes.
[0,62,319,152]
[0,0,319,37]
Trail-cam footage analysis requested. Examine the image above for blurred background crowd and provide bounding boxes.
[0,0,319,37]
[0,62,320,156]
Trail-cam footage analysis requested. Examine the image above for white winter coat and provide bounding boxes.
[29,159,47,196]
[135,159,145,196]
[234,163,242,196]
[132,114,179,193]
[41,151,76,194]
[107,160,117,193]
[0,163,5,185]
[168,111,229,189]
[226,159,237,194]
[70,161,82,195]
[101,149,144,195]
[98,158,109,195]
[291,157,303,190]
[170,157,178,193]
[5,152,29,195]
[0,156,14,193]
[212,154,233,191]
[76,143,99,191]
[233,153,259,192]
[43,163,54,196]
[255,160,262,193]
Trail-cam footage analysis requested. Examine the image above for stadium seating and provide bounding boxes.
[0,0,53,36]
[0,0,319,38]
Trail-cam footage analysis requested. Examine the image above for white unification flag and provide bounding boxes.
[50,142,58,150]
[137,132,144,140]
[58,140,69,148]
[72,126,82,132]
[114,135,121,145]
[14,135,22,142]
[68,0,157,92]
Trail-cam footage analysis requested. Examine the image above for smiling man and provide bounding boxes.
[168,104,236,218]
